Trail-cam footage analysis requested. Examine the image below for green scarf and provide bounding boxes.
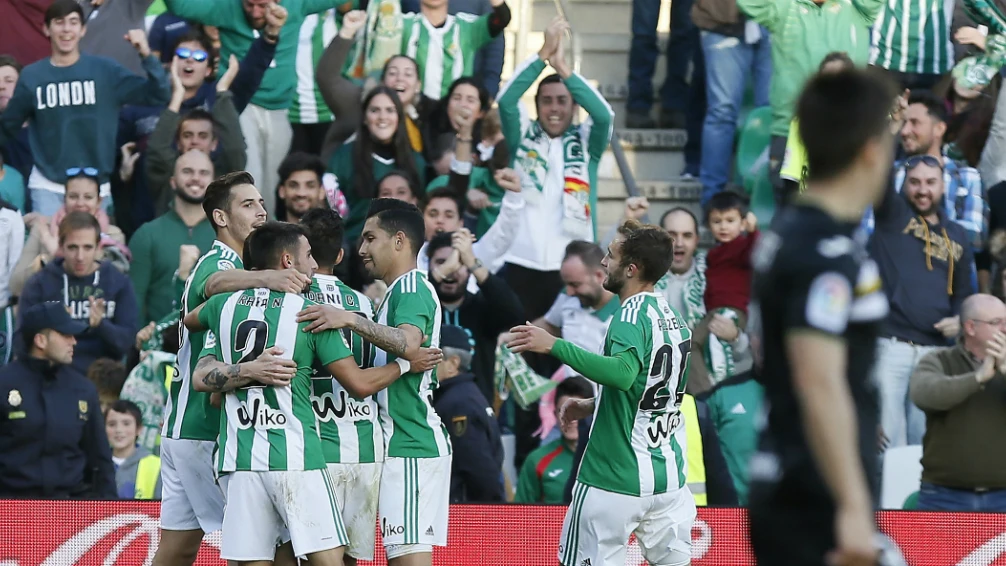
[703,308,737,385]
[348,0,404,80]
[514,121,592,240]
[655,253,707,329]
[494,343,558,409]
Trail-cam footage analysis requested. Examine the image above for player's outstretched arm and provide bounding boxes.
[183,303,207,331]
[508,324,640,391]
[326,348,443,397]
[205,268,312,297]
[787,332,877,562]
[192,348,297,392]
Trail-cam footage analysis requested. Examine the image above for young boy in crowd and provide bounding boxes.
[105,399,162,500]
[692,192,758,392]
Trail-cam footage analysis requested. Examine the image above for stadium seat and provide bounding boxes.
[881,445,923,510]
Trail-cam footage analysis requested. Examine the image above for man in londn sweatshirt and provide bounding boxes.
[18,211,138,376]
[0,0,169,217]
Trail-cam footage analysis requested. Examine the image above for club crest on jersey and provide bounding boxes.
[311,390,373,422]
[236,397,288,429]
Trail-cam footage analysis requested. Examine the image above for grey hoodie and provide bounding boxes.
[114,445,162,499]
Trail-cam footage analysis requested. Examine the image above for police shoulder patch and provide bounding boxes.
[452,415,468,436]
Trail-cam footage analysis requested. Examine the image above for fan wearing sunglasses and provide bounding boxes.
[143,24,281,216]
[869,144,975,451]
[0,0,171,218]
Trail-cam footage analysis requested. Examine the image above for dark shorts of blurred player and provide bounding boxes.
[749,481,835,566]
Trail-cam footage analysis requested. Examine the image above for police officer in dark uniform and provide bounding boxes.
[0,302,116,498]
[432,325,505,502]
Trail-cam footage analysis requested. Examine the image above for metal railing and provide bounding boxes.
[550,0,642,200]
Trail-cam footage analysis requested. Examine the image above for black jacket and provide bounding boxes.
[433,373,504,503]
[439,272,525,404]
[0,357,116,498]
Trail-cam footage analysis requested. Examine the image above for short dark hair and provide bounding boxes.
[171,29,216,61]
[0,55,22,74]
[278,152,325,188]
[819,51,854,72]
[704,191,749,225]
[88,359,127,399]
[105,399,142,427]
[615,219,674,284]
[563,240,605,269]
[300,208,345,272]
[422,187,462,215]
[427,131,458,163]
[366,198,425,255]
[426,230,454,259]
[556,375,592,402]
[203,171,256,231]
[58,210,101,245]
[908,90,948,124]
[534,74,569,107]
[659,207,699,233]
[45,0,85,27]
[177,108,216,142]
[797,69,898,183]
[243,221,310,271]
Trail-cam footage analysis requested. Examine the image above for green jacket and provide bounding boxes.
[165,0,351,109]
[703,373,763,505]
[514,437,575,504]
[328,140,427,243]
[128,209,215,324]
[738,0,884,136]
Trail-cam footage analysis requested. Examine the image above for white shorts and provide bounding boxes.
[327,462,383,561]
[378,456,451,550]
[558,482,695,566]
[159,438,225,533]
[221,469,348,561]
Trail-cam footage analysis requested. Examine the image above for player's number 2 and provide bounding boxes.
[236,320,269,363]
[639,340,690,412]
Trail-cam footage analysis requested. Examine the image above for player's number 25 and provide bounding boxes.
[639,340,690,412]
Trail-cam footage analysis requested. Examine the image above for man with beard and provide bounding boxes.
[507,220,695,566]
[427,229,524,404]
[870,155,974,448]
[535,241,620,380]
[128,149,217,325]
[863,90,986,282]
[276,152,326,223]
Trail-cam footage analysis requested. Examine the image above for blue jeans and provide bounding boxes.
[627,0,699,114]
[916,482,1006,512]
[873,338,933,447]
[30,188,114,217]
[699,29,771,204]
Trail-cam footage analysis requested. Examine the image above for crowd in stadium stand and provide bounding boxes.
[2,0,1006,516]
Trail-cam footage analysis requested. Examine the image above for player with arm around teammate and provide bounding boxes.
[509,219,695,566]
[296,199,451,566]
[183,221,441,566]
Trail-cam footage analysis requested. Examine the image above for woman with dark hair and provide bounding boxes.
[316,11,431,160]
[327,85,426,244]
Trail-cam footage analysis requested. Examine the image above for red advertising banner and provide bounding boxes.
[1,502,1006,565]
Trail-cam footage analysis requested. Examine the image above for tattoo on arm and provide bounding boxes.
[196,355,251,392]
[351,318,409,357]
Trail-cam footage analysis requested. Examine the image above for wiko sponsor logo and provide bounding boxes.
[381,517,405,537]
[236,397,288,429]
[312,390,373,422]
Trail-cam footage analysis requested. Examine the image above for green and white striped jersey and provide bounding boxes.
[374,270,452,458]
[198,288,354,473]
[162,241,243,442]
[402,12,493,100]
[578,292,692,497]
[290,9,338,125]
[870,0,955,75]
[304,274,384,464]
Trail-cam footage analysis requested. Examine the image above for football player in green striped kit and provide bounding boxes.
[299,207,383,566]
[184,221,441,566]
[509,219,696,566]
